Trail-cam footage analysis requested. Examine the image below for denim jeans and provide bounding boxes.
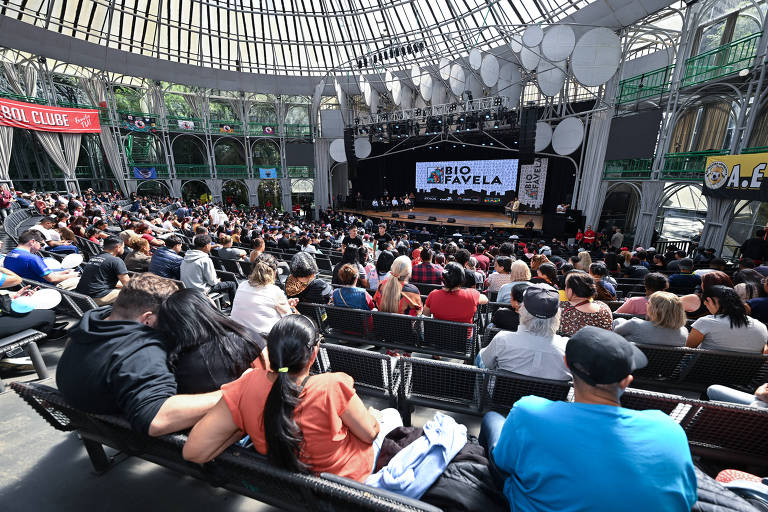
[479,411,511,491]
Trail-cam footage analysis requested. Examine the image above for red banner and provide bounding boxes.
[0,97,101,133]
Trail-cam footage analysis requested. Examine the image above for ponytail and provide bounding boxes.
[262,315,319,473]
[380,255,411,313]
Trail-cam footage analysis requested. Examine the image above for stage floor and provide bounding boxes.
[339,207,543,230]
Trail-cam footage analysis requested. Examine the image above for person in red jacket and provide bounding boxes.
[583,225,596,246]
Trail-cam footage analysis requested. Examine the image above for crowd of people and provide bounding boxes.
[3,186,768,511]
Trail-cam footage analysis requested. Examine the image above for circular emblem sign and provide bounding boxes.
[705,161,729,189]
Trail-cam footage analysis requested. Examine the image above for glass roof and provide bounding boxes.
[0,0,592,75]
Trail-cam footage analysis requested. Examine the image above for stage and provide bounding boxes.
[339,207,543,230]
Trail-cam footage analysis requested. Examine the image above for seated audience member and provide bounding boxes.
[74,236,129,305]
[0,267,59,338]
[615,272,668,316]
[331,246,369,289]
[479,285,570,381]
[589,263,616,301]
[466,257,484,286]
[29,215,79,254]
[747,276,768,324]
[491,282,531,331]
[497,260,532,304]
[373,255,423,316]
[56,274,221,435]
[613,292,687,346]
[668,259,700,291]
[559,272,613,336]
[368,249,395,290]
[180,234,237,303]
[733,268,766,301]
[624,257,650,279]
[332,264,375,311]
[574,250,592,271]
[248,237,265,264]
[481,256,507,292]
[411,248,444,285]
[134,222,165,247]
[231,254,296,336]
[707,382,768,409]
[423,262,488,323]
[479,327,697,512]
[124,235,152,272]
[148,235,184,280]
[285,252,333,304]
[157,289,267,394]
[533,262,559,289]
[687,285,768,353]
[183,315,401,481]
[3,230,80,290]
[218,234,247,260]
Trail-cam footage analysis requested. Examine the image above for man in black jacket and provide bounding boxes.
[741,229,767,263]
[57,273,220,436]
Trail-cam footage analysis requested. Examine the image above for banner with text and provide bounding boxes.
[0,97,101,133]
[259,168,278,179]
[518,157,548,208]
[703,152,768,201]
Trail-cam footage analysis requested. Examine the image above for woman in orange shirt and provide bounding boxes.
[183,315,400,480]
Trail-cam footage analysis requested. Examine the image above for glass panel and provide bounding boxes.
[655,185,708,240]
[697,19,728,54]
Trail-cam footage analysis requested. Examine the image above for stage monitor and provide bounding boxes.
[415,159,519,207]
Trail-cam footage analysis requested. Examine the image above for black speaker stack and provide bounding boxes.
[408,214,416,219]
[519,108,537,165]
[447,218,456,223]
[392,213,399,218]
[428,216,437,221]
[343,127,357,176]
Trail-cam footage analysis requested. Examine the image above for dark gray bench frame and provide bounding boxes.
[11,381,441,512]
[0,329,48,392]
[300,303,478,362]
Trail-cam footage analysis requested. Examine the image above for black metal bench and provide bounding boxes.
[299,303,478,362]
[20,277,98,318]
[0,329,48,392]
[10,381,440,512]
[316,343,399,407]
[620,387,768,469]
[632,343,768,396]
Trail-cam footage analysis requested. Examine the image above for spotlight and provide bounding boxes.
[357,60,363,69]
[407,44,413,54]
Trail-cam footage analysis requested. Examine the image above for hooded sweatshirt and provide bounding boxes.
[180,249,217,293]
[56,306,177,434]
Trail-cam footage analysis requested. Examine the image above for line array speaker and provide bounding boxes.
[519,107,537,165]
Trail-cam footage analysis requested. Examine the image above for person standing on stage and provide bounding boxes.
[583,225,597,246]
[507,197,520,224]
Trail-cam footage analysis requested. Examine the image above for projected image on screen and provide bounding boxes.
[415,159,519,206]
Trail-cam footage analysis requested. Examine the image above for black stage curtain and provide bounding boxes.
[353,132,578,214]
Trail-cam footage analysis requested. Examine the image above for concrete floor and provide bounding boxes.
[0,323,481,511]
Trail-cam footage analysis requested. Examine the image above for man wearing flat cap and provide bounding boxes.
[479,326,697,511]
[477,284,570,381]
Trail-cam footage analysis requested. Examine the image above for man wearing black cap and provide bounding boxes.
[478,284,570,381]
[479,326,697,511]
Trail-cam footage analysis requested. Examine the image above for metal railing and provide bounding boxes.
[603,158,654,180]
[682,32,762,87]
[742,146,768,154]
[616,65,674,104]
[215,165,248,177]
[0,91,48,104]
[661,149,728,181]
[174,164,211,178]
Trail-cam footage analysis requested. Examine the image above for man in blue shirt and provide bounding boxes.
[479,327,697,512]
[3,230,81,290]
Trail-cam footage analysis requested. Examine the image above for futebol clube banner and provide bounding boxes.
[0,96,101,133]
[704,153,768,201]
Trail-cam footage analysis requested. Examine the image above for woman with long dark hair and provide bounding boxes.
[331,246,369,288]
[157,289,267,394]
[423,262,488,323]
[559,272,613,336]
[687,285,768,353]
[183,315,401,480]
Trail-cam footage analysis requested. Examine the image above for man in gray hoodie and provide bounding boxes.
[180,234,237,303]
